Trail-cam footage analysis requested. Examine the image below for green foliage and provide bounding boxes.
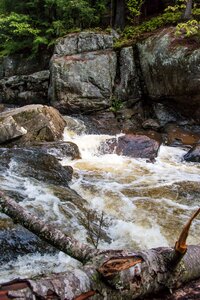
[127,0,144,17]
[110,97,123,114]
[0,13,40,56]
[175,19,199,37]
[114,9,182,48]
[0,0,108,56]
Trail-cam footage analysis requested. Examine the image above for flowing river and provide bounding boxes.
[0,118,200,283]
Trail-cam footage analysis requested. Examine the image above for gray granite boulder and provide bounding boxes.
[137,27,200,120]
[49,50,117,113]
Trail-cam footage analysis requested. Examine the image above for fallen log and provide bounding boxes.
[0,191,200,299]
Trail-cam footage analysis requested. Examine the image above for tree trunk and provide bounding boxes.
[0,191,200,299]
[114,0,126,30]
[182,0,193,20]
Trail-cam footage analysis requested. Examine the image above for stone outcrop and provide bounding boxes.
[49,32,117,113]
[0,28,199,126]
[0,70,49,105]
[137,28,200,121]
[0,105,66,146]
[99,133,161,159]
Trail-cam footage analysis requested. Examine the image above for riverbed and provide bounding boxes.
[0,121,200,283]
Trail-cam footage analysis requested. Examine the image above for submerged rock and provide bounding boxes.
[0,105,66,146]
[0,148,73,185]
[164,124,200,146]
[99,133,161,159]
[32,141,81,160]
[0,228,55,265]
[184,144,200,162]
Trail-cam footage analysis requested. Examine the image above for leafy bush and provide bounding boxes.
[175,19,199,37]
[0,13,40,56]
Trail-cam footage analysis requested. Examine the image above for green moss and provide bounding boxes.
[114,10,182,49]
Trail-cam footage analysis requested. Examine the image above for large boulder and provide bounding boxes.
[0,105,66,146]
[99,133,161,159]
[0,70,50,105]
[49,32,117,113]
[137,28,200,121]
[49,50,117,113]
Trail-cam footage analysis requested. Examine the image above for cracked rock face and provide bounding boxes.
[49,32,117,113]
[49,50,117,113]
[54,31,113,56]
[114,47,142,102]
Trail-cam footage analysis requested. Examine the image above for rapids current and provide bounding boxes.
[0,119,200,283]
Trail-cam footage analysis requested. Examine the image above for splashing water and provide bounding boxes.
[0,118,199,283]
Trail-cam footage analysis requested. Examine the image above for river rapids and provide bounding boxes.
[0,117,200,283]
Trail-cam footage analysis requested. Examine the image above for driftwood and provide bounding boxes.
[0,191,200,300]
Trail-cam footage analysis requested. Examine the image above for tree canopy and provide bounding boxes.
[0,0,199,56]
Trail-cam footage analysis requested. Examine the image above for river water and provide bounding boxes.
[0,120,200,283]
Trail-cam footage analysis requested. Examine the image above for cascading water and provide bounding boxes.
[0,117,200,283]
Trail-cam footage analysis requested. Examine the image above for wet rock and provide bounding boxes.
[33,141,81,160]
[0,228,55,265]
[99,133,161,159]
[142,119,160,131]
[0,70,50,105]
[54,31,113,56]
[164,124,200,146]
[0,148,73,185]
[114,47,141,102]
[184,144,200,162]
[83,111,121,134]
[0,116,27,143]
[153,103,184,127]
[138,27,200,121]
[0,104,4,112]
[49,50,117,113]
[63,116,86,135]
[0,105,66,146]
